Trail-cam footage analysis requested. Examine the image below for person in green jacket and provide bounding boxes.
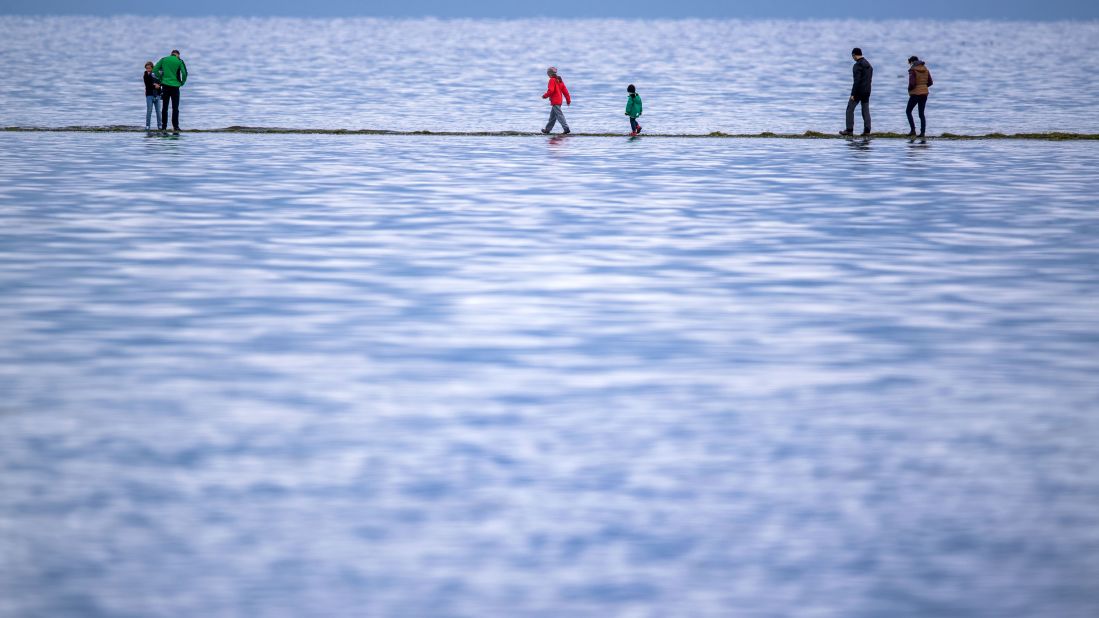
[625,84,643,136]
[154,50,188,132]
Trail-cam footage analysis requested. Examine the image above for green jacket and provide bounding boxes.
[155,55,188,87]
[625,93,642,118]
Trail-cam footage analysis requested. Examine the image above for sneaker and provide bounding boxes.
[838,130,854,136]
[861,131,872,136]
[541,128,549,134]
[636,125,642,134]
[629,130,637,137]
[563,129,571,135]
[907,131,917,137]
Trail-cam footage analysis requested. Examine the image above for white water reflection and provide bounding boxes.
[1,134,1099,618]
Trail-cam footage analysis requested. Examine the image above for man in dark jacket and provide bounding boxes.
[840,48,873,136]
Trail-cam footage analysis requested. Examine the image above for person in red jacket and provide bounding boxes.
[540,66,571,135]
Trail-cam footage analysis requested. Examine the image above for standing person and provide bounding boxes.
[906,56,934,137]
[540,67,571,135]
[154,50,188,133]
[625,84,643,136]
[840,47,873,136]
[143,61,163,131]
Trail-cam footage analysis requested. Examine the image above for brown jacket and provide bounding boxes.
[908,62,933,96]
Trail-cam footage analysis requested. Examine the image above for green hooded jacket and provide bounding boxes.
[625,93,642,118]
[155,54,188,87]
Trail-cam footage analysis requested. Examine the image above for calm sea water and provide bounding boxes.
[3,14,1099,618]
[2,132,1099,617]
[1,17,1099,133]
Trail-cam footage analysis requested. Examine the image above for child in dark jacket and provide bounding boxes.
[625,84,643,135]
[143,61,163,130]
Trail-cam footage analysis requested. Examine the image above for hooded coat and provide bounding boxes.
[542,76,571,106]
[908,62,934,96]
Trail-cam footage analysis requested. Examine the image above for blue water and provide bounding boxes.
[2,132,1099,617]
[1,17,1098,133]
[4,14,1099,618]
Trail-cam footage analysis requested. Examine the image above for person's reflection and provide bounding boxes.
[144,131,184,157]
[546,134,572,157]
[845,136,872,152]
[906,137,930,161]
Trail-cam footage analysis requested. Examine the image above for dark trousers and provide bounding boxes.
[160,85,181,131]
[629,117,640,133]
[846,94,871,133]
[906,94,928,135]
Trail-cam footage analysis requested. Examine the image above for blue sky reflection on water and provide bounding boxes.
[1,133,1098,617]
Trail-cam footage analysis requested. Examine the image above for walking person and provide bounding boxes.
[154,50,188,133]
[906,56,934,137]
[625,84,643,136]
[143,61,163,131]
[540,67,571,135]
[840,48,873,136]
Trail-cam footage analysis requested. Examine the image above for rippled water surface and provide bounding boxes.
[2,17,1099,133]
[2,132,1099,618]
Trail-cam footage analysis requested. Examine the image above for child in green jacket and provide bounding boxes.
[625,84,643,135]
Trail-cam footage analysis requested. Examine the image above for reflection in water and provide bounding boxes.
[845,136,873,153]
[906,139,931,159]
[1,134,1098,618]
[546,134,572,149]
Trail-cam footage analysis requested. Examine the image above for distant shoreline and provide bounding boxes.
[4,127,1098,140]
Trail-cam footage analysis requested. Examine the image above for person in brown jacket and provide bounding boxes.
[906,56,934,137]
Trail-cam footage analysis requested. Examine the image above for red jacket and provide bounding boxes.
[542,77,571,106]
